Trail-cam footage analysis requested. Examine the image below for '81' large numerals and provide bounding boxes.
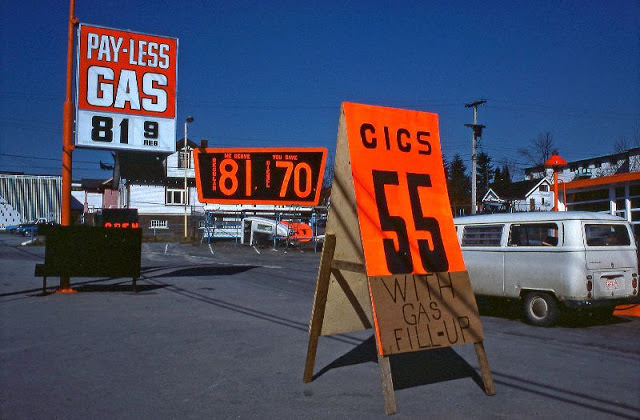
[91,116,159,144]
[372,170,449,274]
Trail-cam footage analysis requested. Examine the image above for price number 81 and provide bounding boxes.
[91,116,159,144]
[217,158,313,199]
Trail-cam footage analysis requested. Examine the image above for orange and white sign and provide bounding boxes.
[75,24,178,153]
[343,102,465,277]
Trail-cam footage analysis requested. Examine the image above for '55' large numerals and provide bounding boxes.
[372,170,449,274]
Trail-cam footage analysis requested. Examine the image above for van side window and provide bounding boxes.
[508,223,559,247]
[461,225,503,246]
[585,224,630,246]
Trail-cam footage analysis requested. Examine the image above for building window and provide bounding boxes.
[177,150,191,169]
[150,219,168,229]
[166,188,187,205]
[539,184,549,192]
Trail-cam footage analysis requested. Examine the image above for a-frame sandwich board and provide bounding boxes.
[303,102,495,415]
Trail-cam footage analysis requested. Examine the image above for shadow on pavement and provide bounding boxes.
[313,335,484,391]
[476,296,632,328]
[73,284,166,293]
[149,265,257,278]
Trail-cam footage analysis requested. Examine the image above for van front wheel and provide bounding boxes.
[523,292,558,326]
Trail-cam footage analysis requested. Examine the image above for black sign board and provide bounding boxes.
[194,148,327,205]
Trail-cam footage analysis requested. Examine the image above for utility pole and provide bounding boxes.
[464,99,486,215]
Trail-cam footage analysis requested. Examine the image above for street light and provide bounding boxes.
[184,116,194,238]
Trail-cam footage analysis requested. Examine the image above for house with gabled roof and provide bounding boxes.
[482,178,554,213]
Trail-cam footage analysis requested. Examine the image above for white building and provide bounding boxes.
[482,178,554,213]
[524,147,640,183]
[0,174,63,224]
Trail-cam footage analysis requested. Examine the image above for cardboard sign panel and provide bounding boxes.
[194,148,327,205]
[342,102,465,277]
[317,115,373,336]
[368,272,483,356]
[75,24,178,153]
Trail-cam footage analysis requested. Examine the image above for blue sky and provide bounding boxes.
[1,0,638,180]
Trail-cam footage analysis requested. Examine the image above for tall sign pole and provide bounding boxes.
[59,0,78,291]
[62,0,77,227]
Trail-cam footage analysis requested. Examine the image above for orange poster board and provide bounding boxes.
[343,102,465,277]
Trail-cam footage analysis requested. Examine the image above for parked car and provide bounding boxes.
[14,219,55,237]
[454,211,639,326]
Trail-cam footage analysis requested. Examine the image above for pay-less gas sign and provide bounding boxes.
[75,24,178,153]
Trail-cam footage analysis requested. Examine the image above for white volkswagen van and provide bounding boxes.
[454,211,639,326]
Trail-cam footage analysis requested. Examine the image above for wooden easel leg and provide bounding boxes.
[378,354,397,415]
[474,341,496,396]
[303,234,336,383]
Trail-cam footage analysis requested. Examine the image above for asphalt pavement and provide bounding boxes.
[1,234,639,419]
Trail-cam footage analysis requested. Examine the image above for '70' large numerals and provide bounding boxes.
[372,170,449,274]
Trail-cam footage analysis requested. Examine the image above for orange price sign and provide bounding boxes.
[343,102,465,276]
[194,147,327,206]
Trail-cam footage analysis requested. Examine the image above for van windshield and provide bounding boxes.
[585,224,630,246]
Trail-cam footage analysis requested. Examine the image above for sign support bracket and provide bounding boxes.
[377,353,397,415]
[303,233,399,413]
[474,341,496,395]
[303,233,336,383]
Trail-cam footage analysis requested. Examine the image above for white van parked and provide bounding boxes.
[454,211,639,326]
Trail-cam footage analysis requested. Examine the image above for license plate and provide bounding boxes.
[605,279,619,290]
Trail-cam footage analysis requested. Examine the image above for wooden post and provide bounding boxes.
[303,233,337,383]
[377,354,397,415]
[474,341,496,396]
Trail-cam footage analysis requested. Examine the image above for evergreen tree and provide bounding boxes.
[446,154,471,215]
[476,151,494,203]
[492,163,512,192]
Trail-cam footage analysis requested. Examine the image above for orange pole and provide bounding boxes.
[553,170,558,212]
[59,0,77,292]
[61,0,76,227]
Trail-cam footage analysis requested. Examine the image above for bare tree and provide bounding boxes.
[518,132,555,166]
[614,136,630,154]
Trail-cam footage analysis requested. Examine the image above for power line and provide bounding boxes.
[0,152,108,165]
